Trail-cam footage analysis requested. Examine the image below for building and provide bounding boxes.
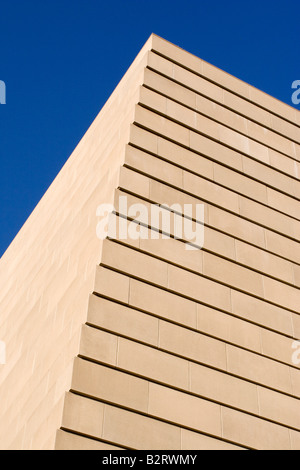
[0,34,299,450]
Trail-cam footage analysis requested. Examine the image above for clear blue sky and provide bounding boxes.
[0,0,299,257]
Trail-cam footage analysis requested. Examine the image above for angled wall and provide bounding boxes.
[56,36,300,451]
[1,34,300,450]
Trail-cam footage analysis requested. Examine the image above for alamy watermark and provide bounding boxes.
[96,196,205,250]
[0,80,6,104]
[291,80,300,105]
[0,341,6,365]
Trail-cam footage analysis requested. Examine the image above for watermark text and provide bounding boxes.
[0,80,6,104]
[292,340,300,365]
[0,341,6,365]
[96,196,205,250]
[291,80,300,105]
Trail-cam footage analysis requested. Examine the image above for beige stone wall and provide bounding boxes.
[1,34,299,450]
[0,35,153,450]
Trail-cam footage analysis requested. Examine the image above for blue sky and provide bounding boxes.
[0,0,299,257]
